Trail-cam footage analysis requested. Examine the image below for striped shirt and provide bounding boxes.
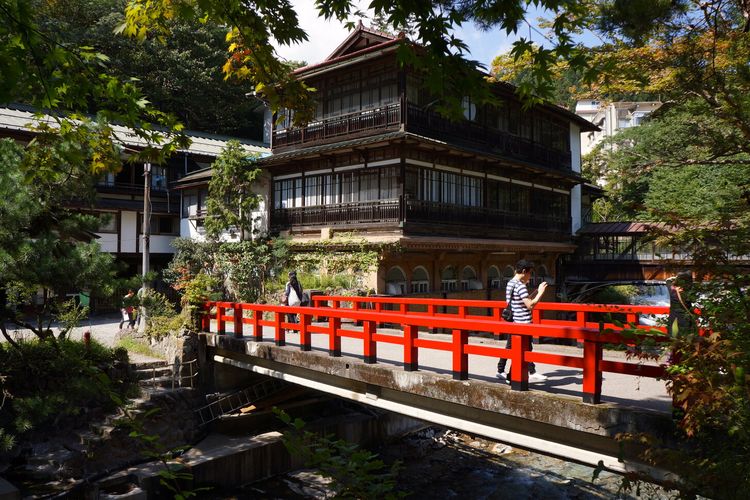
[506,278,531,323]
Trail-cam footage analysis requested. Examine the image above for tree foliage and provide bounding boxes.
[0,138,120,345]
[118,0,601,119]
[205,141,262,241]
[31,0,264,137]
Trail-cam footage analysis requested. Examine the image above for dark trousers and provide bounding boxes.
[497,335,536,374]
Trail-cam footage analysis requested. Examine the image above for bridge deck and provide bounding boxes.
[206,319,671,414]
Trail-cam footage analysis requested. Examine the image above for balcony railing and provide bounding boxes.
[272,101,572,173]
[271,198,570,236]
[272,200,401,227]
[405,104,572,171]
[272,103,402,150]
[404,199,570,234]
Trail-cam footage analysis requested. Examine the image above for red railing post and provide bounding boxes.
[216,303,226,335]
[403,324,418,371]
[233,304,243,338]
[582,339,603,404]
[362,319,376,364]
[451,329,469,380]
[509,334,530,391]
[375,302,383,328]
[329,316,341,356]
[299,312,311,351]
[202,302,211,332]
[251,308,262,341]
[274,311,285,346]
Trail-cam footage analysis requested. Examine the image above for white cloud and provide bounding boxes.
[272,1,371,66]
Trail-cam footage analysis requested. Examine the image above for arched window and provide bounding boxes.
[487,266,501,289]
[441,266,457,292]
[410,266,430,293]
[502,265,515,295]
[460,266,482,291]
[385,266,407,296]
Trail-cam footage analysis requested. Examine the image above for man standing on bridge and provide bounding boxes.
[497,259,548,384]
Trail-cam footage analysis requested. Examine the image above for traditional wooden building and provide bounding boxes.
[0,105,269,275]
[261,26,598,298]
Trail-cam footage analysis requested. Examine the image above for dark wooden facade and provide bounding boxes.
[260,26,597,295]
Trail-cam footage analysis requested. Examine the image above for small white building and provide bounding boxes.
[576,100,662,156]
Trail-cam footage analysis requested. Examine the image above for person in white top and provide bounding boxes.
[496,259,548,384]
[283,270,304,324]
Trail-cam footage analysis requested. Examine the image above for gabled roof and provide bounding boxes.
[325,22,397,61]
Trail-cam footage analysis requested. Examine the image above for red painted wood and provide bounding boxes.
[582,341,602,403]
[362,320,376,363]
[452,329,469,380]
[403,324,418,371]
[274,312,285,346]
[204,298,671,404]
[233,305,243,338]
[329,316,341,356]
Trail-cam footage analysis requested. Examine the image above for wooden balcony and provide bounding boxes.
[271,101,572,173]
[405,104,571,171]
[272,103,402,151]
[271,198,570,239]
[271,200,401,228]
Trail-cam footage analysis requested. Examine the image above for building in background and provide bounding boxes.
[262,26,598,298]
[576,100,662,157]
[0,105,269,276]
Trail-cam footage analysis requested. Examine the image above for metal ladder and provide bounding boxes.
[195,378,288,426]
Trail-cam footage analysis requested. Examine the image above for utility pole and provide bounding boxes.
[139,162,151,333]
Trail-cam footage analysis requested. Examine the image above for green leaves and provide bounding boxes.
[205,140,262,242]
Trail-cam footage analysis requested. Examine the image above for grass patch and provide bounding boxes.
[116,337,162,359]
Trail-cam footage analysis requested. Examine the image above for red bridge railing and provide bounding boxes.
[202,298,670,404]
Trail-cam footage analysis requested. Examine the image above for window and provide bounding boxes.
[98,172,115,187]
[461,266,480,291]
[441,266,457,292]
[274,178,302,209]
[410,266,430,293]
[462,96,477,121]
[487,266,501,289]
[305,176,324,207]
[153,216,179,235]
[151,166,167,191]
[385,266,407,296]
[97,212,118,233]
[182,188,208,218]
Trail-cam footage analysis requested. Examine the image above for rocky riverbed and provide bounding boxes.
[211,427,677,499]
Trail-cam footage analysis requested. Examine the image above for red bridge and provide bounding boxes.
[199,296,676,480]
[202,296,669,404]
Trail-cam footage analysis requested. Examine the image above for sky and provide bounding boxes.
[272,2,557,71]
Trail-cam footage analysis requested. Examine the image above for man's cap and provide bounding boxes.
[515,259,534,273]
[288,270,297,277]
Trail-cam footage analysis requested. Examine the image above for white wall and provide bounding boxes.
[121,211,138,253]
[570,123,582,234]
[96,233,118,253]
[148,235,177,254]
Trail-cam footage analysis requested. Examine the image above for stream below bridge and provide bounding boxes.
[207,426,675,499]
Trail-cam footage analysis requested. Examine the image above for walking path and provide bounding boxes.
[2,313,164,364]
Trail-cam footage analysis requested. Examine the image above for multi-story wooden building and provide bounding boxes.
[0,105,269,275]
[261,26,598,298]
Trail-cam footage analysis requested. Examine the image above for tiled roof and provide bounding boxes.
[578,222,671,234]
[0,105,270,158]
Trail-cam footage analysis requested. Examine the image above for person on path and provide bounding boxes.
[119,290,136,329]
[496,259,548,384]
[283,271,304,325]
